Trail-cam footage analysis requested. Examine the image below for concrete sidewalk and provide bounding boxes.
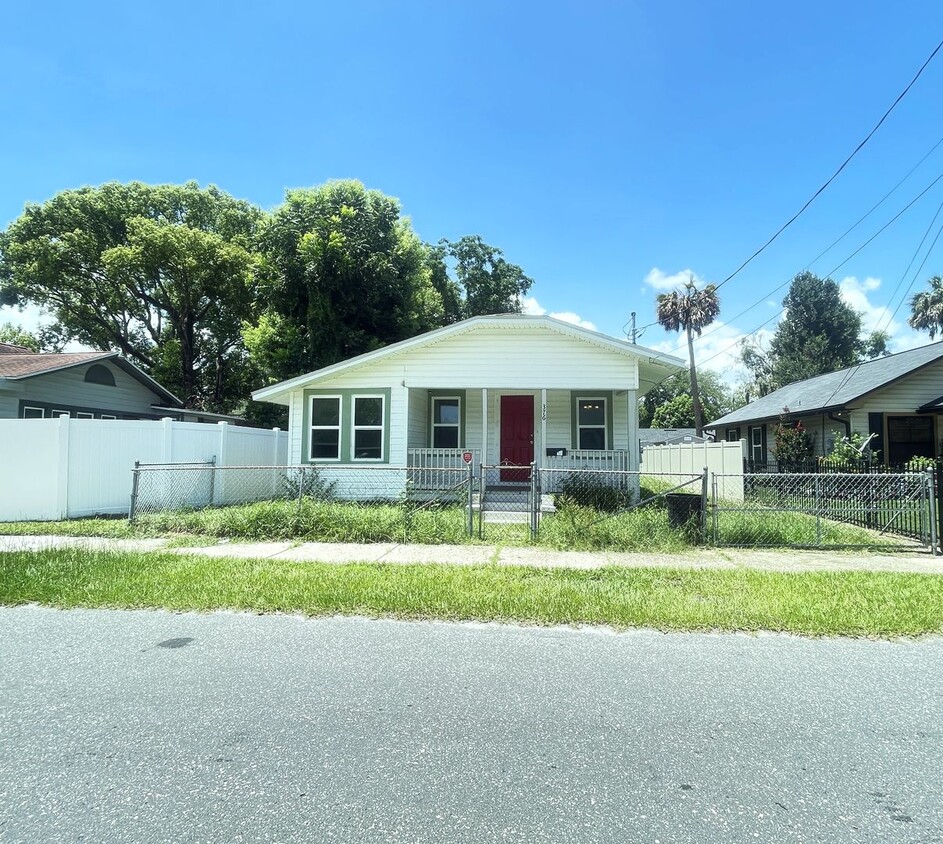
[2,534,943,574]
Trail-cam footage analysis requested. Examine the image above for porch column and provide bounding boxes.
[627,389,639,471]
[481,388,488,466]
[540,388,547,468]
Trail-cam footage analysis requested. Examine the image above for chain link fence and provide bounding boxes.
[712,470,936,549]
[127,461,937,551]
[130,462,475,531]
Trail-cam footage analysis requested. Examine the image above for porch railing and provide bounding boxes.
[407,448,480,470]
[545,449,630,472]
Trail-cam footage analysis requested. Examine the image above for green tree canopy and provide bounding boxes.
[247,181,445,385]
[909,275,943,339]
[740,271,891,393]
[425,235,534,323]
[0,181,263,410]
[641,370,735,429]
[0,322,40,351]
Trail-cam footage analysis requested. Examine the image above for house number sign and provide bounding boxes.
[541,403,547,421]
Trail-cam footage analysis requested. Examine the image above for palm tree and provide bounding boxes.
[909,275,943,339]
[656,277,721,435]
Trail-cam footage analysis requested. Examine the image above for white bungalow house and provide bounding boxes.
[252,315,685,483]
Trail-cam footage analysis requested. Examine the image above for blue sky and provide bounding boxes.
[3,1,943,384]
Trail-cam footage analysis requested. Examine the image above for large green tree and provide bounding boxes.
[425,235,534,323]
[641,370,735,429]
[909,275,943,338]
[655,279,721,435]
[245,181,445,385]
[740,271,890,392]
[0,182,263,410]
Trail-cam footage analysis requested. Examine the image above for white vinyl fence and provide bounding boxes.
[0,418,288,521]
[641,440,744,502]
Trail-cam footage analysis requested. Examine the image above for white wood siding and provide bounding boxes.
[407,389,427,449]
[304,326,639,390]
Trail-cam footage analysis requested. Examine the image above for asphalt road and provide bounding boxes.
[1,608,941,843]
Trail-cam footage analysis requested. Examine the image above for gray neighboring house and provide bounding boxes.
[0,342,237,422]
[707,341,943,466]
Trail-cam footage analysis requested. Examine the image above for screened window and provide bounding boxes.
[310,396,341,461]
[352,395,384,460]
[577,398,606,450]
[22,406,44,419]
[432,397,460,448]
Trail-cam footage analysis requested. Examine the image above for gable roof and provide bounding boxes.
[0,350,182,407]
[0,342,33,355]
[253,314,686,403]
[708,341,943,428]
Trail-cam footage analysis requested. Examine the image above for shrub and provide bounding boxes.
[770,416,814,470]
[554,473,634,513]
[906,455,936,473]
[280,467,337,501]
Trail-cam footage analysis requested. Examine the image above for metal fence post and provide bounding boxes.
[700,466,708,545]
[467,460,474,537]
[711,474,719,544]
[297,465,305,516]
[926,468,938,554]
[814,474,822,546]
[529,463,538,539]
[128,461,141,523]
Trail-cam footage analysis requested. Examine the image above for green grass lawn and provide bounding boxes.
[0,497,900,551]
[1,547,940,637]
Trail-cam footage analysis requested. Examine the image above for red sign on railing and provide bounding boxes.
[462,451,473,464]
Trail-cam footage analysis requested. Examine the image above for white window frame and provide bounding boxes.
[76,412,95,420]
[431,395,462,449]
[22,406,45,419]
[726,427,741,443]
[52,410,70,418]
[309,395,343,462]
[576,396,608,451]
[100,414,117,420]
[351,394,385,462]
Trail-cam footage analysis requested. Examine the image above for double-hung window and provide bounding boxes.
[352,395,384,461]
[310,396,342,461]
[431,397,461,448]
[750,426,764,464]
[577,398,607,450]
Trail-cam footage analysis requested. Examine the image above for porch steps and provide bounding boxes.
[472,490,556,524]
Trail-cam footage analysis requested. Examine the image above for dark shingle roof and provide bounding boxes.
[0,351,113,378]
[0,342,34,355]
[708,341,943,428]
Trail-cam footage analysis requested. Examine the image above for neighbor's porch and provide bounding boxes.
[404,387,637,474]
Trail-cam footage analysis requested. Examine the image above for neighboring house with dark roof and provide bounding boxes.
[707,341,943,467]
[0,345,240,423]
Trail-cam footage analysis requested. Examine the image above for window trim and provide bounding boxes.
[576,396,608,451]
[750,425,764,463]
[308,394,343,463]
[22,406,45,419]
[726,427,741,442]
[430,395,462,449]
[76,412,95,420]
[351,394,386,462]
[52,409,70,418]
[100,414,117,420]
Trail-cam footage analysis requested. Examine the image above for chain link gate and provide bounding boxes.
[711,470,937,550]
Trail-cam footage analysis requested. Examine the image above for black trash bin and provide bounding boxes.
[665,493,703,531]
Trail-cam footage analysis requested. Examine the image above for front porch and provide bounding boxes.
[404,387,638,474]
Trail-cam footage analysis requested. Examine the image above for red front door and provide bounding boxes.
[500,395,534,481]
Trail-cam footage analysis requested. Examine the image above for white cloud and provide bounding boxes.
[643,267,705,291]
[649,319,777,388]
[520,296,597,331]
[838,276,901,336]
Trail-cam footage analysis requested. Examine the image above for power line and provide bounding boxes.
[659,166,943,359]
[714,37,943,292]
